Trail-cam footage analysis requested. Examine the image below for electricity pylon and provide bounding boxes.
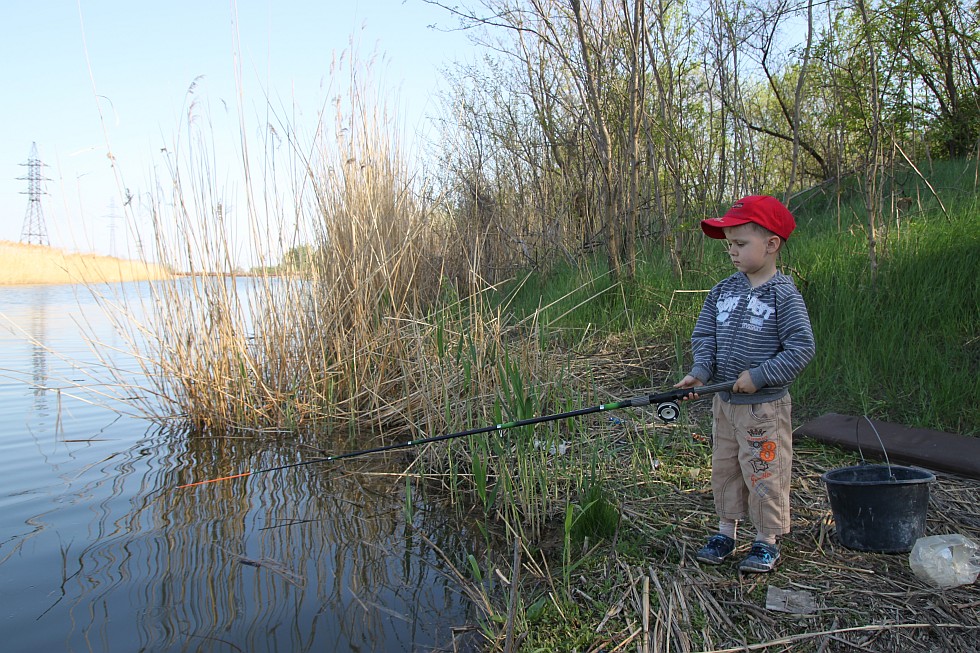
[19,142,50,246]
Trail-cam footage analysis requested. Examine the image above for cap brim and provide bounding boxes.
[700,216,752,239]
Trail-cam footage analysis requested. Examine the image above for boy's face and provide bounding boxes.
[722,223,780,276]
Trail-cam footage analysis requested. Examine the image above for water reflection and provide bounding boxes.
[62,433,473,651]
[0,283,476,652]
[29,291,48,413]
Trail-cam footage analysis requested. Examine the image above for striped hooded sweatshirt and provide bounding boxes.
[689,271,815,405]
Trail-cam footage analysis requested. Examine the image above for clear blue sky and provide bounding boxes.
[1,0,473,261]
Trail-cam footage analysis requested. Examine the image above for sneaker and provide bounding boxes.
[695,534,736,565]
[738,541,780,573]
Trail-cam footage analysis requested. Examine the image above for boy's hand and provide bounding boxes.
[732,370,758,393]
[673,375,704,401]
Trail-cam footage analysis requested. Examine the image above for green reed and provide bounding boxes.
[427,300,590,541]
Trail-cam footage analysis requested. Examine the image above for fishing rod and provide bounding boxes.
[177,380,733,489]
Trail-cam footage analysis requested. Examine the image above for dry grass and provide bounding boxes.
[93,71,595,561]
[436,349,980,652]
[595,443,980,651]
[0,240,171,285]
[448,443,980,653]
[115,68,540,445]
[560,452,980,653]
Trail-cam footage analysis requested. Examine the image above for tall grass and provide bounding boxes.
[795,190,979,433]
[122,76,460,435]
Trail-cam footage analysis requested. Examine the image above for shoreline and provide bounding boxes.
[0,240,172,285]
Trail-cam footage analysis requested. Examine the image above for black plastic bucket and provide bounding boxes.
[821,464,934,553]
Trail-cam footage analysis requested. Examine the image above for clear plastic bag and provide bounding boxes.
[908,534,980,588]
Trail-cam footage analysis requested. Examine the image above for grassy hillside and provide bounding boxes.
[0,241,171,285]
[498,164,979,435]
[793,181,979,434]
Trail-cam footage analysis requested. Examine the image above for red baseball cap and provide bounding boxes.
[700,195,796,240]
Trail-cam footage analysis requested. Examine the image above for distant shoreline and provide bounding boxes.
[0,240,172,285]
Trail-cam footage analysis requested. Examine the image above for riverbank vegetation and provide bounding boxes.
[0,240,171,285]
[105,0,979,650]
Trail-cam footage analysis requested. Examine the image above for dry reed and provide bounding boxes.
[108,65,567,471]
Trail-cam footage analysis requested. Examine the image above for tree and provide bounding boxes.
[878,0,980,157]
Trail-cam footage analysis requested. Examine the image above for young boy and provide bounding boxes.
[674,195,815,573]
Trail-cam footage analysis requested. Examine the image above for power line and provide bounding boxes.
[18,142,50,246]
[105,198,120,257]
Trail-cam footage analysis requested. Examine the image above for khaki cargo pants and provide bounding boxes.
[710,393,793,537]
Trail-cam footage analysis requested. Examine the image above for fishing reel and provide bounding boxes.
[655,401,681,423]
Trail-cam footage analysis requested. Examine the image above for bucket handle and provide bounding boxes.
[857,415,897,481]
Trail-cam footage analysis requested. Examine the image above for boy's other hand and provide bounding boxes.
[673,375,704,401]
[732,370,758,394]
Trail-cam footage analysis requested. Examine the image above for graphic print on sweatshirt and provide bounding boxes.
[715,293,774,332]
[716,295,740,322]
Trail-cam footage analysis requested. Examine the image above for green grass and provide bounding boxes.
[797,203,979,432]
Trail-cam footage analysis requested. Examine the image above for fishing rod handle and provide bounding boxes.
[627,380,735,407]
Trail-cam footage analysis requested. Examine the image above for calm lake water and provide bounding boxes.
[0,282,473,652]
